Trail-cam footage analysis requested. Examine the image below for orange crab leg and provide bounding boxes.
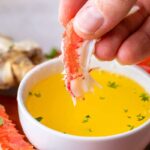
[63,20,84,96]
[0,105,34,150]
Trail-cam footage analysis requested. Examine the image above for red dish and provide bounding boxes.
[138,57,150,73]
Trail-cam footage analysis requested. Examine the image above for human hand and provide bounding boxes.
[59,0,150,65]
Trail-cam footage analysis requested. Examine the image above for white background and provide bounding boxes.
[0,0,62,52]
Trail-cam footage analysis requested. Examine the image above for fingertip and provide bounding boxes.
[73,21,94,39]
[73,0,103,40]
[58,4,71,27]
[73,0,137,40]
[117,47,136,65]
[58,10,66,27]
[58,16,66,27]
[59,0,87,28]
[94,41,116,61]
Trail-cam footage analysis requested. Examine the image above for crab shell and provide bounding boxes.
[62,39,99,104]
[0,105,34,150]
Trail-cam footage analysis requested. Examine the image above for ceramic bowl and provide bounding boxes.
[17,57,150,150]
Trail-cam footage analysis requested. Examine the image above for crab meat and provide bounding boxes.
[61,21,100,103]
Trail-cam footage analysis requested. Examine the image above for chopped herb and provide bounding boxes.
[99,96,105,100]
[28,92,41,97]
[127,124,134,130]
[45,48,59,59]
[88,128,93,132]
[136,114,145,121]
[124,109,128,113]
[82,115,91,123]
[0,117,4,126]
[35,116,43,122]
[28,91,32,96]
[139,93,149,102]
[127,116,132,119]
[63,132,67,134]
[34,93,41,97]
[107,81,119,89]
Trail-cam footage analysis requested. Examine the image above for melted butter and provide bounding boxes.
[26,70,150,136]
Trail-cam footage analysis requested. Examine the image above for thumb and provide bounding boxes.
[73,0,137,39]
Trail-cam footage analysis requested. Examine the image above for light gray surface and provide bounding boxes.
[0,0,62,52]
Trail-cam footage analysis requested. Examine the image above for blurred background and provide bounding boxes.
[0,0,62,52]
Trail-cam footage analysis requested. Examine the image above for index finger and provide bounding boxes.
[59,0,87,26]
[74,0,137,39]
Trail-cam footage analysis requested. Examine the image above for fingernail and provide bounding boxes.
[74,4,104,34]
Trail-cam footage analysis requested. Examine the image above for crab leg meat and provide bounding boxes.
[61,21,100,103]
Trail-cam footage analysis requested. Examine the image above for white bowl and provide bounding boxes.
[17,57,150,150]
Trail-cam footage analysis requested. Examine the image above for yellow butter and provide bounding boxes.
[26,70,150,136]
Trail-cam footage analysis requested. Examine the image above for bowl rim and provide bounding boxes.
[17,57,150,141]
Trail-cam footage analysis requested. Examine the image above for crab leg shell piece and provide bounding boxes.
[0,105,34,150]
[62,21,100,101]
[62,21,83,96]
[69,40,96,98]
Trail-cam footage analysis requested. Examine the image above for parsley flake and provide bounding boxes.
[28,92,41,97]
[99,96,105,100]
[127,124,134,130]
[35,116,43,122]
[88,128,93,132]
[107,81,119,89]
[28,91,32,96]
[124,109,128,113]
[136,114,145,121]
[127,116,132,119]
[82,97,85,100]
[139,93,149,102]
[34,93,41,98]
[82,115,91,123]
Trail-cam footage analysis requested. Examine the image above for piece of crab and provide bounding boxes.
[61,21,100,103]
[0,105,34,150]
